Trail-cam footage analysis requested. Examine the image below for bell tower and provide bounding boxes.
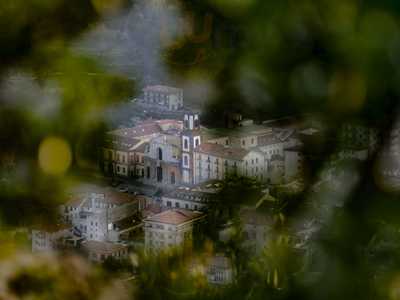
[181,114,201,185]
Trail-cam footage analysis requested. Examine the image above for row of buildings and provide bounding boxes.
[102,112,308,189]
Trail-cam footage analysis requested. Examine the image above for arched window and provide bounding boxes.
[158,148,163,160]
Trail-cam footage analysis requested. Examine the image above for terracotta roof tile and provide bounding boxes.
[145,209,203,225]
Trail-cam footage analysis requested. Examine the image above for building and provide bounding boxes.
[284,146,304,183]
[190,254,235,285]
[193,143,267,184]
[143,133,181,187]
[82,240,129,262]
[62,185,149,242]
[240,208,271,254]
[257,129,299,160]
[203,124,273,149]
[144,209,204,252]
[155,119,183,131]
[269,154,285,184]
[206,254,235,285]
[143,85,183,111]
[160,183,219,211]
[339,122,379,154]
[31,224,71,253]
[102,121,162,178]
[182,114,202,185]
[103,136,145,177]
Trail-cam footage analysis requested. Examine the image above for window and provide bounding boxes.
[242,140,245,146]
[225,139,229,145]
[167,201,172,207]
[158,148,163,160]
[146,166,150,178]
[157,167,163,182]
[194,137,200,147]
[183,137,189,150]
[175,202,180,208]
[183,154,189,167]
[256,158,258,163]
[251,138,254,144]
[170,172,175,184]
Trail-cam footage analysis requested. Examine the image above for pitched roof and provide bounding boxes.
[257,133,282,146]
[163,187,216,204]
[108,123,161,139]
[104,135,142,151]
[195,143,249,160]
[145,209,203,225]
[65,185,139,207]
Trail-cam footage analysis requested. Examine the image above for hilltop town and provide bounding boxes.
[29,84,390,285]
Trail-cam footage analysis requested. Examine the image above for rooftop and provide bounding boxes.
[195,143,249,160]
[108,122,161,139]
[163,186,217,203]
[66,184,139,208]
[202,125,273,140]
[145,209,204,225]
[104,135,142,151]
[143,85,182,94]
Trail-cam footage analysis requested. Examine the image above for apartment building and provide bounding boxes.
[31,224,71,253]
[193,143,267,184]
[160,183,219,211]
[144,209,204,252]
[62,185,148,242]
